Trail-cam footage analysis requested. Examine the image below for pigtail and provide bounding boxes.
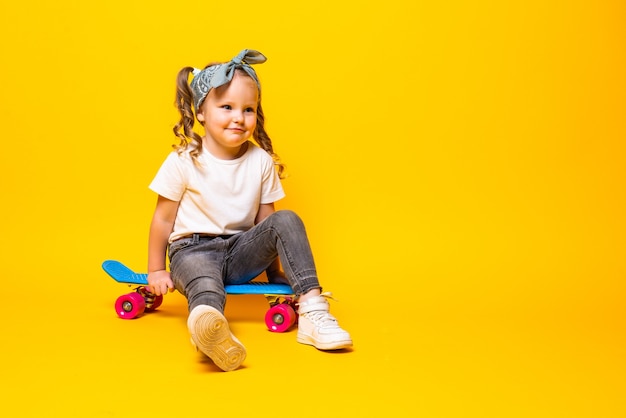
[254,103,286,179]
[173,67,203,162]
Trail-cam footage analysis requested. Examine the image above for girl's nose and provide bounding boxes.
[232,111,243,123]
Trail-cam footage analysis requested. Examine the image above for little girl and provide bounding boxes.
[146,49,352,371]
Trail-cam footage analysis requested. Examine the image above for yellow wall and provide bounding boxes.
[1,1,625,417]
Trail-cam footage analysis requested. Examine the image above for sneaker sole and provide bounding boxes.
[297,334,353,350]
[191,310,246,371]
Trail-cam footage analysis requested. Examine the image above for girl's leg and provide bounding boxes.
[168,236,246,371]
[169,236,228,312]
[225,209,320,295]
[226,210,353,350]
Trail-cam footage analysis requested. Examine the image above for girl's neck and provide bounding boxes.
[202,139,249,160]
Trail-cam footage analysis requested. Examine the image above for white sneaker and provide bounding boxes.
[297,294,353,350]
[187,305,246,371]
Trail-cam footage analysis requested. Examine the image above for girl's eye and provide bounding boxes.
[222,105,232,110]
[245,107,256,113]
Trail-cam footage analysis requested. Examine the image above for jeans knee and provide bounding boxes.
[187,276,226,312]
[271,209,304,230]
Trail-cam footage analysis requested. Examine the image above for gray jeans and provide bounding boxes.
[168,210,320,313]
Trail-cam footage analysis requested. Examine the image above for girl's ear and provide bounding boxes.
[196,111,205,123]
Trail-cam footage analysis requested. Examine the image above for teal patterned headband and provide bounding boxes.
[190,49,266,111]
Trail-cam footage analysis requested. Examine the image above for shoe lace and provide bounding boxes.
[320,291,337,301]
[301,292,339,326]
[304,309,338,326]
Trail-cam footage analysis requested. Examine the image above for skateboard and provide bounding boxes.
[102,260,298,332]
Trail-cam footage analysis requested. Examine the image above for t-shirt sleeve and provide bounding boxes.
[260,155,285,204]
[148,152,186,202]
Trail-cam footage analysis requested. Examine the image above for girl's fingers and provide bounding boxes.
[149,280,174,296]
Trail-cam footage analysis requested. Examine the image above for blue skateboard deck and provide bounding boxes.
[102,259,295,295]
[103,259,298,330]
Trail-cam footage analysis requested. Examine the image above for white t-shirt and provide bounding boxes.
[149,142,285,243]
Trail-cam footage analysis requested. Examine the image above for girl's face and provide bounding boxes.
[197,71,259,159]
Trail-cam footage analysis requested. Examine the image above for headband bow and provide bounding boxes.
[190,49,266,111]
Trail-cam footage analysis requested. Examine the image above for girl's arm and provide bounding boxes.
[255,202,276,224]
[147,195,179,295]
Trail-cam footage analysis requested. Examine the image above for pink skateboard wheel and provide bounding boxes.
[115,292,146,319]
[265,303,297,332]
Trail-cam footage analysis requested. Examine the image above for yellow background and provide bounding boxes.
[1,1,625,416]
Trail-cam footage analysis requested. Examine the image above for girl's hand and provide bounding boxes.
[147,270,174,296]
